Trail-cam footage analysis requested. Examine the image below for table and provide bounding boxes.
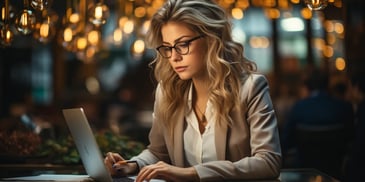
[0,164,339,182]
[0,163,85,178]
[279,168,339,182]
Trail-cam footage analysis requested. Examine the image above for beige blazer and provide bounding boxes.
[132,73,282,181]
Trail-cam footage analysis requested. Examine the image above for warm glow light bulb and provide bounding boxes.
[63,27,73,42]
[264,8,280,19]
[134,6,146,18]
[76,36,87,50]
[69,13,80,24]
[32,14,57,44]
[133,39,145,54]
[15,9,36,35]
[86,47,96,62]
[335,57,346,71]
[88,30,99,46]
[301,8,312,19]
[113,28,123,45]
[88,2,110,26]
[304,0,328,10]
[118,16,128,28]
[1,3,16,23]
[85,76,100,94]
[1,6,5,21]
[40,23,49,37]
[123,20,134,34]
[59,26,75,51]
[95,6,103,19]
[31,0,52,11]
[231,8,244,20]
[323,45,333,57]
[334,22,344,34]
[0,26,13,46]
[141,20,150,35]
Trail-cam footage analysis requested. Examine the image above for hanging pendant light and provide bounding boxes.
[304,0,328,10]
[88,0,110,26]
[30,0,52,11]
[0,0,14,46]
[0,26,13,46]
[58,0,78,51]
[33,10,58,43]
[15,0,36,35]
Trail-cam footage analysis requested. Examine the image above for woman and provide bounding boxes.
[104,0,282,181]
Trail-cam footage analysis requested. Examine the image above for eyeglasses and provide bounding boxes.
[156,35,204,58]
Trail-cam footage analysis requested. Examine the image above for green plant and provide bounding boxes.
[38,131,145,164]
[95,131,146,159]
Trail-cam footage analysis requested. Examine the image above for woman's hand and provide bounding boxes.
[136,161,199,182]
[104,152,137,177]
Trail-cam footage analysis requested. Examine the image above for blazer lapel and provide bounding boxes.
[215,121,228,160]
[173,110,185,167]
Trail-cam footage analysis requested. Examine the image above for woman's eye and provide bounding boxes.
[178,42,189,48]
[161,46,171,51]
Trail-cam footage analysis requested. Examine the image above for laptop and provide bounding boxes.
[62,108,119,182]
[62,108,164,182]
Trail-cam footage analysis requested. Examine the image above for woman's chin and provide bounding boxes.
[176,74,192,80]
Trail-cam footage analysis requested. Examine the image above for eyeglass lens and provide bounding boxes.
[157,35,203,58]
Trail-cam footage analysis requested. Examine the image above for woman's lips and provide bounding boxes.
[175,66,187,72]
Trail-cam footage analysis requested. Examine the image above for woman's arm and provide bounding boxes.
[130,83,171,169]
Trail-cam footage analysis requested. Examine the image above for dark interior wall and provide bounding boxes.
[0,48,32,117]
[344,1,365,76]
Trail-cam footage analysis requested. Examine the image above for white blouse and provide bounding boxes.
[183,84,217,165]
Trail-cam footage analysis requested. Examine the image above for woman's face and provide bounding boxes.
[160,21,207,80]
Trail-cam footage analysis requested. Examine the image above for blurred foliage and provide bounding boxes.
[38,135,80,164]
[95,131,146,159]
[0,131,41,156]
[38,131,146,164]
[0,116,146,164]
[0,115,41,156]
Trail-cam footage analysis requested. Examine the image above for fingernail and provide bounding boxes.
[113,165,121,172]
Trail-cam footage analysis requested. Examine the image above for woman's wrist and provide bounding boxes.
[187,167,200,181]
[127,162,139,174]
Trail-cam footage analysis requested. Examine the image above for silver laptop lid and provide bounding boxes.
[62,108,113,182]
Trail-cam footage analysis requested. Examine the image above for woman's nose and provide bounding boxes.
[170,49,182,62]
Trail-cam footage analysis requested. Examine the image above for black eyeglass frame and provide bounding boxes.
[156,35,204,58]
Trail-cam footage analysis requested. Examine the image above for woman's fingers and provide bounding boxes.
[104,152,127,176]
[136,161,171,182]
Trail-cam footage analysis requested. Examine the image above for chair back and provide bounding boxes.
[295,124,346,178]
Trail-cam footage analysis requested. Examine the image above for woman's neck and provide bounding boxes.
[192,78,210,134]
[192,77,210,101]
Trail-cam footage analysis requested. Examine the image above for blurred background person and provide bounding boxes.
[281,68,354,180]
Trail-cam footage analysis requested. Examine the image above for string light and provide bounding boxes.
[0,0,14,46]
[0,0,342,63]
[15,0,37,35]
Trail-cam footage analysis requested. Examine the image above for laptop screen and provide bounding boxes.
[62,108,113,182]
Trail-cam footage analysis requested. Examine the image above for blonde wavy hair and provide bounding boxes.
[146,0,256,129]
